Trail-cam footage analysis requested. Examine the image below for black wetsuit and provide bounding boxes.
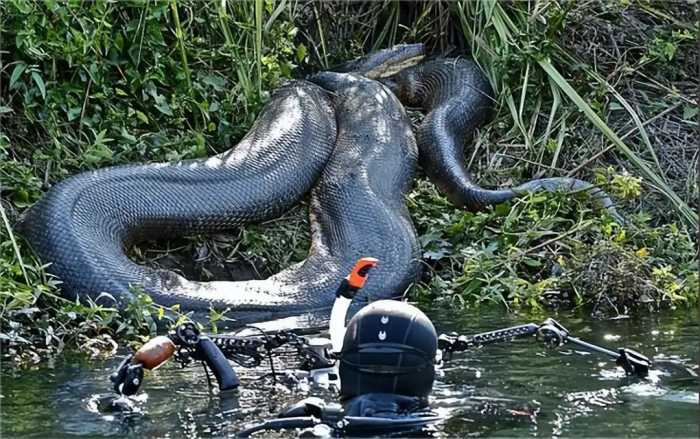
[343,393,428,417]
[244,393,438,437]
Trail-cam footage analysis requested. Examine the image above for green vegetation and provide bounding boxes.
[1,0,696,361]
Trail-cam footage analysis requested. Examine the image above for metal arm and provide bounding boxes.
[439,318,651,378]
[438,323,540,357]
[536,319,651,377]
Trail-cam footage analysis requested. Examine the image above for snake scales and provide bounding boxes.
[17,46,618,324]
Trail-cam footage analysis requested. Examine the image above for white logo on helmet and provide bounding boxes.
[378,331,387,341]
[380,316,389,324]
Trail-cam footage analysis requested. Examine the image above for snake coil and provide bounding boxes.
[17,47,620,325]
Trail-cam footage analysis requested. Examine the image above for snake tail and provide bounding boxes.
[383,57,621,221]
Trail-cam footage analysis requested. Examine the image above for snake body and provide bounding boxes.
[18,47,618,323]
[383,58,620,219]
[18,81,337,313]
[18,72,419,321]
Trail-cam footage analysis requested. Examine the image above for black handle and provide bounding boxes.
[196,336,240,391]
[110,354,145,396]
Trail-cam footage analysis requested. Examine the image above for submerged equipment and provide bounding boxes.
[236,394,440,438]
[111,321,240,396]
[109,257,655,437]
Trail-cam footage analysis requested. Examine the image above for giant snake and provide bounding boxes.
[17,45,619,324]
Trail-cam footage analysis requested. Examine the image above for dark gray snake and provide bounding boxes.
[17,46,618,324]
[380,57,620,218]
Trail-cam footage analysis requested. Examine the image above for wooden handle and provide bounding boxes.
[133,336,176,370]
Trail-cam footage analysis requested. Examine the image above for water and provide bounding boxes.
[1,307,697,438]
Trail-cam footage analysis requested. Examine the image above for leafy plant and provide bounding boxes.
[0,0,307,360]
[0,0,696,362]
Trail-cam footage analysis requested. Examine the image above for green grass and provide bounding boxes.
[0,0,697,360]
[0,0,305,360]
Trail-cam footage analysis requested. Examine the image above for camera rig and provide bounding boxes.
[111,258,652,397]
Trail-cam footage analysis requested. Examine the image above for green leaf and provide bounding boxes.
[201,74,226,91]
[120,127,137,143]
[296,43,307,63]
[83,145,113,166]
[494,203,510,217]
[67,107,81,121]
[135,111,149,124]
[522,258,542,268]
[9,63,27,89]
[93,129,113,147]
[13,189,29,205]
[31,72,46,99]
[461,279,483,295]
[155,101,173,116]
[0,106,13,114]
[193,132,206,157]
[153,94,173,116]
[682,105,698,121]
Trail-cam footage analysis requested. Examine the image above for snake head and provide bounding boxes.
[333,43,425,79]
[313,44,426,101]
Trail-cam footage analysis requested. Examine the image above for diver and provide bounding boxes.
[234,258,651,437]
[110,257,655,437]
[235,302,442,437]
[236,258,443,437]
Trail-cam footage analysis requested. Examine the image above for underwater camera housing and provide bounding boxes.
[338,300,438,399]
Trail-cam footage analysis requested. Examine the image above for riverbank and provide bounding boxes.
[1,1,696,361]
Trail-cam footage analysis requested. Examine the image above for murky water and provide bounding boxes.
[1,306,697,437]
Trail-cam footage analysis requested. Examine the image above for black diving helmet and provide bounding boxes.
[339,300,438,400]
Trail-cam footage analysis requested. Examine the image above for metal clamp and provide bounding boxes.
[536,318,569,348]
